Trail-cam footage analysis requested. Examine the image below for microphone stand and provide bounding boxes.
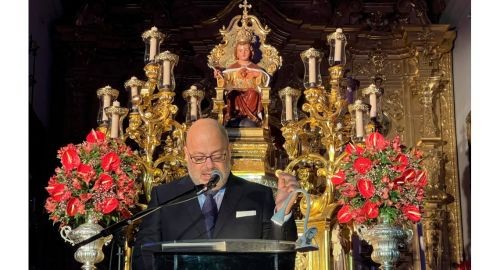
[271,188,319,252]
[74,182,215,249]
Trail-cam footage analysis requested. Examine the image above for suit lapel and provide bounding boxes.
[183,198,207,239]
[213,174,244,237]
[174,177,207,239]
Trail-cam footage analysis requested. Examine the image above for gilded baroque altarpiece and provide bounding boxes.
[53,1,463,269]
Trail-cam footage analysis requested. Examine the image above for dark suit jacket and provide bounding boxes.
[132,173,297,270]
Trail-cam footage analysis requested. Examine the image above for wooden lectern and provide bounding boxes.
[139,239,296,270]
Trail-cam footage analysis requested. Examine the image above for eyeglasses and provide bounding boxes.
[188,152,227,164]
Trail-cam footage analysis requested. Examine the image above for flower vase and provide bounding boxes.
[60,218,113,270]
[356,218,413,270]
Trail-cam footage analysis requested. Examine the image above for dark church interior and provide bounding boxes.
[29,0,470,269]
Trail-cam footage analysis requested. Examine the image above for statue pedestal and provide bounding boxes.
[227,127,277,188]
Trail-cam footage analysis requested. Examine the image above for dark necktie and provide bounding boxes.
[201,192,218,238]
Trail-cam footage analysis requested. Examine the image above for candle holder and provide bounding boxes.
[362,83,382,118]
[105,102,129,139]
[327,28,346,66]
[156,51,179,91]
[279,87,301,125]
[123,27,187,202]
[182,85,204,123]
[124,76,145,112]
[348,99,369,143]
[142,62,161,96]
[362,77,388,135]
[300,48,323,89]
[96,86,119,133]
[141,26,165,63]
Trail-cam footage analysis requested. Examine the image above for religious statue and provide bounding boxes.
[208,0,281,128]
[213,28,270,127]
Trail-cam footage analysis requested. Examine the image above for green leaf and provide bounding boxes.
[390,190,400,202]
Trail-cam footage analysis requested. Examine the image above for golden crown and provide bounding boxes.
[236,28,254,44]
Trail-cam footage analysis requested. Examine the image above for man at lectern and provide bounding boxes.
[132,118,298,270]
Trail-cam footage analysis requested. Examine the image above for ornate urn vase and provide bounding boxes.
[60,218,113,270]
[357,218,413,270]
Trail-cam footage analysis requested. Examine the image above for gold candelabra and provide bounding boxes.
[94,27,206,203]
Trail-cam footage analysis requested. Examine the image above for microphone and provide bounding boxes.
[208,169,222,188]
[197,169,222,195]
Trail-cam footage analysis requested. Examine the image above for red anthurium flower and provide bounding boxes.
[77,164,95,184]
[46,181,62,195]
[357,179,375,199]
[66,198,85,217]
[47,183,68,202]
[402,204,421,222]
[393,154,409,172]
[337,205,353,223]
[61,146,80,171]
[353,157,372,174]
[86,129,106,143]
[415,170,428,187]
[101,152,121,172]
[366,132,388,151]
[395,169,416,185]
[362,201,379,219]
[331,170,346,185]
[100,197,119,214]
[94,173,114,192]
[345,143,364,156]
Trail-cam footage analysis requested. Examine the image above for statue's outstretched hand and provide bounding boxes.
[213,68,225,87]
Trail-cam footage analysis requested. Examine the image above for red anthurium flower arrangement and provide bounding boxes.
[45,129,141,228]
[332,132,427,226]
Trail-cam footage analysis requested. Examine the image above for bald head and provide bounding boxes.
[186,118,229,148]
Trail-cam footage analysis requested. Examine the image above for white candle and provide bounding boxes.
[355,101,364,137]
[285,94,293,121]
[130,86,138,109]
[163,59,171,87]
[190,96,197,120]
[102,95,111,121]
[149,37,157,61]
[334,28,343,62]
[111,101,120,138]
[131,86,138,98]
[369,93,377,117]
[308,57,316,84]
